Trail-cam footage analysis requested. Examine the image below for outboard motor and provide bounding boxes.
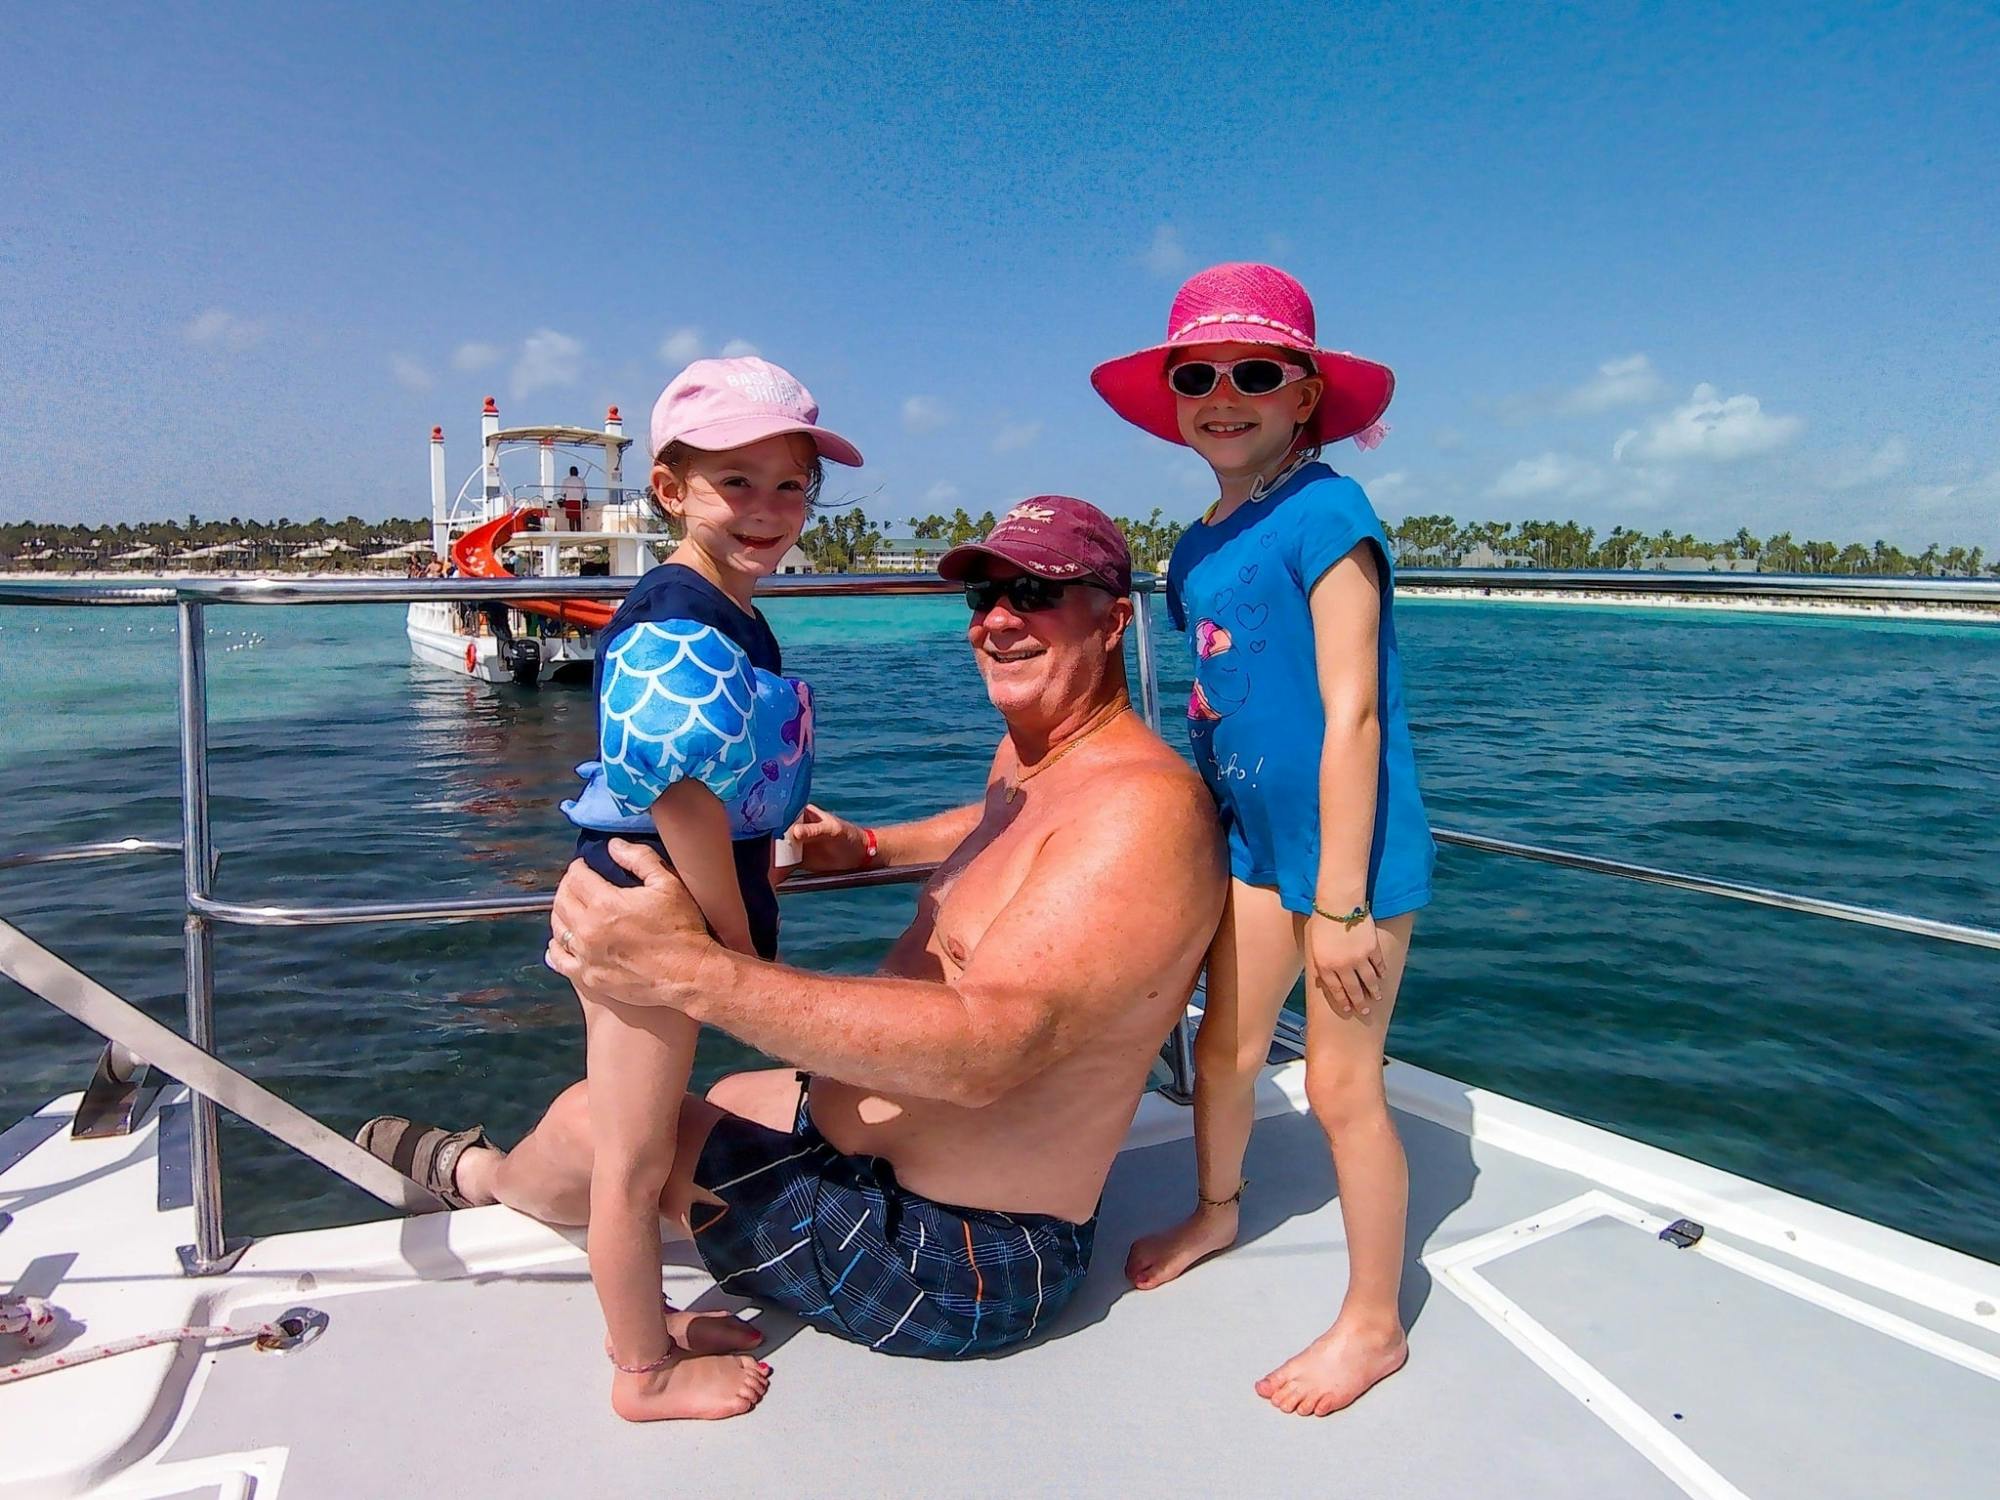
[504,637,542,688]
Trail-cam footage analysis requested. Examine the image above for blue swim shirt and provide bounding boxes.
[1165,463,1434,919]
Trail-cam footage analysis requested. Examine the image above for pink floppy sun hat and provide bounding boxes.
[651,356,864,468]
[1090,263,1393,450]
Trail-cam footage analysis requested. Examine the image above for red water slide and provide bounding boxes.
[450,507,618,632]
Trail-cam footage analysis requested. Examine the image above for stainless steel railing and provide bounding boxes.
[0,838,181,872]
[1,571,1995,1273]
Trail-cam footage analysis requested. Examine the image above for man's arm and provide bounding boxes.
[786,799,986,872]
[552,772,1222,1105]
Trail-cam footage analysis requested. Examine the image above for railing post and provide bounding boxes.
[175,600,235,1274]
[1129,587,1197,1100]
[1129,586,1165,734]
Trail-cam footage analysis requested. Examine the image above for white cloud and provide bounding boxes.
[1561,354,1666,413]
[1363,470,1420,510]
[1489,451,1605,501]
[389,355,433,393]
[659,327,704,364]
[1143,225,1189,278]
[1830,435,1909,489]
[1903,467,2000,536]
[510,328,584,400]
[1615,383,1803,464]
[719,337,760,357]
[992,419,1042,453]
[184,308,265,352]
[453,341,503,372]
[902,395,952,434]
[924,481,961,506]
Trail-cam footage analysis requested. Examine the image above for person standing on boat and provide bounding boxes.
[360,502,1225,1390]
[559,465,586,531]
[367,357,858,1423]
[1093,263,1436,1416]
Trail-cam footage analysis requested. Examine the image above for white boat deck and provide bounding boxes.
[5,1060,1998,1498]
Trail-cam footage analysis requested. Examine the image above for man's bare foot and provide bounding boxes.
[1255,1315,1408,1416]
[609,1344,772,1423]
[1123,1201,1240,1289]
[665,1305,763,1355]
[606,1307,763,1359]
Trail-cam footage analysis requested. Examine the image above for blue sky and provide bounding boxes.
[6,1,1996,549]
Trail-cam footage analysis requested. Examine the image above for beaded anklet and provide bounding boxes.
[1199,1179,1248,1208]
[609,1345,677,1375]
[609,1298,679,1374]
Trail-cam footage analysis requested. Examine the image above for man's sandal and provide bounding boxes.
[354,1116,492,1210]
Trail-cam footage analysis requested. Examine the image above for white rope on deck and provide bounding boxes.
[0,1294,294,1386]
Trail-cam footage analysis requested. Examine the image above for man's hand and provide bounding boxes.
[785,803,869,872]
[545,840,713,1009]
[1305,912,1384,1021]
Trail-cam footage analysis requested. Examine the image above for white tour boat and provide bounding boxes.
[405,398,668,686]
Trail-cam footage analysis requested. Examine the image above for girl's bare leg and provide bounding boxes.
[450,1082,762,1359]
[581,992,769,1422]
[1125,879,1304,1288]
[1258,913,1415,1416]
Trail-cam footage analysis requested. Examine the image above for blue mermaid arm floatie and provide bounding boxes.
[562,619,815,840]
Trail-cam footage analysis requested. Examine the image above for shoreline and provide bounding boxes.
[1398,585,2000,626]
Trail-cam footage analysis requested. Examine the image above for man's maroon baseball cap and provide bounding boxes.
[937,496,1133,595]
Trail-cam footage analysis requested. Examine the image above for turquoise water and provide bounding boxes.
[1,597,1995,1262]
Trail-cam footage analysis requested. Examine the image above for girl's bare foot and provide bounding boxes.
[1123,1200,1240,1289]
[1255,1314,1407,1416]
[609,1344,772,1423]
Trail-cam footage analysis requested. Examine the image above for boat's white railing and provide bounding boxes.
[504,483,648,507]
[0,570,1995,1277]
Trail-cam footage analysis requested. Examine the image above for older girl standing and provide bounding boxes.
[1093,264,1434,1416]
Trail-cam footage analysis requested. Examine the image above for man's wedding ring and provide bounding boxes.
[559,927,577,955]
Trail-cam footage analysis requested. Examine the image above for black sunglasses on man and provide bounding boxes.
[963,574,1112,614]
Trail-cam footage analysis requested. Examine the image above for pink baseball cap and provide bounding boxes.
[1090,263,1393,449]
[650,356,863,467]
[938,496,1133,595]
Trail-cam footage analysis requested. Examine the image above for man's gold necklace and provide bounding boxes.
[1005,700,1132,803]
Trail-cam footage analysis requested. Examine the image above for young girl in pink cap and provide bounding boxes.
[567,357,864,1420]
[1093,264,1435,1416]
[363,357,860,1422]
[577,357,869,1420]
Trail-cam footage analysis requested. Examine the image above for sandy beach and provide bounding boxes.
[0,569,417,583]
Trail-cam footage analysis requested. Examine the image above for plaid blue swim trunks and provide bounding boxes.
[688,1082,1096,1359]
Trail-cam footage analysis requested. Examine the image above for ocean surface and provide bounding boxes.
[1,594,1995,1262]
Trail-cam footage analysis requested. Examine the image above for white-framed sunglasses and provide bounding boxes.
[1167,357,1315,399]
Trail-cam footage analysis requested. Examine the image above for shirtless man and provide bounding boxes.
[366,497,1223,1414]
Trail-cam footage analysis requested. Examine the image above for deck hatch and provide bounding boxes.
[1431,1191,2000,1498]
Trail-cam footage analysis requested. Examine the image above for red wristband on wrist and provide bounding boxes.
[861,827,879,865]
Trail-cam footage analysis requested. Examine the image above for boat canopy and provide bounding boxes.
[488,425,632,450]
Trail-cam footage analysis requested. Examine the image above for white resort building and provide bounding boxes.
[871,536,954,572]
